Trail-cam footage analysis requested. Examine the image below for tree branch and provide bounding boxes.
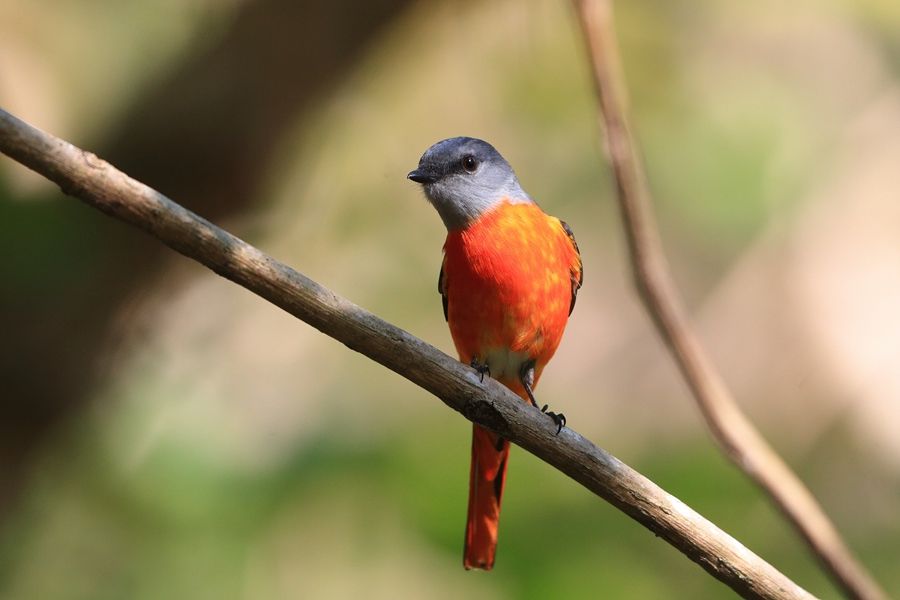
[571,2,886,599]
[0,108,815,599]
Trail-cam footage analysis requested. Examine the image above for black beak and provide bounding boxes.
[407,169,438,184]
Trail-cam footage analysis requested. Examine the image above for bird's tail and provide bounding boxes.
[463,423,510,570]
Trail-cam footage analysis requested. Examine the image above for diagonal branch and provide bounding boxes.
[571,2,886,599]
[0,108,814,600]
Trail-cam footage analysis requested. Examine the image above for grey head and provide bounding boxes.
[407,137,532,230]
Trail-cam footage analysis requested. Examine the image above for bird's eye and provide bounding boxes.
[461,155,478,173]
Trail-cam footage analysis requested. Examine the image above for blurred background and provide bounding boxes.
[1,0,899,598]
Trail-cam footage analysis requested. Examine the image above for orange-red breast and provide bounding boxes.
[409,137,583,570]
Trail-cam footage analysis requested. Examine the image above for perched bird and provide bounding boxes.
[408,137,583,570]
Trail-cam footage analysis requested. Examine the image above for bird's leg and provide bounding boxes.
[519,360,538,407]
[519,360,566,435]
[470,356,491,383]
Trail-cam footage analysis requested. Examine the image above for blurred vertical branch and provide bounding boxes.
[570,1,886,599]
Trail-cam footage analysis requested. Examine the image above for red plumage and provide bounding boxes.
[440,199,582,570]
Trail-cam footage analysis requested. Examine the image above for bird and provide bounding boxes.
[408,137,583,571]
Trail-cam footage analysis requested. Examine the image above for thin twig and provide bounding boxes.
[0,108,814,599]
[570,2,886,599]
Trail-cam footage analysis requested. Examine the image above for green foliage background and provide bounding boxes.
[2,1,899,598]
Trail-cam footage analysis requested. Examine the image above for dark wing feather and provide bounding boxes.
[438,257,448,322]
[560,220,583,315]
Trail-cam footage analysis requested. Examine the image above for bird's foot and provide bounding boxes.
[541,405,566,435]
[519,360,566,435]
[470,357,491,383]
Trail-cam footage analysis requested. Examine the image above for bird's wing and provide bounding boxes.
[559,219,583,315]
[438,255,449,322]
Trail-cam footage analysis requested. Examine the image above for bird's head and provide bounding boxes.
[408,137,531,230]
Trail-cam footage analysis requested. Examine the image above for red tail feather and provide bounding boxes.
[463,424,510,570]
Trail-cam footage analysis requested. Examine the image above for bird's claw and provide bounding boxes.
[541,404,566,435]
[470,357,490,383]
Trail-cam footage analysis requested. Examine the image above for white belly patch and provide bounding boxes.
[482,347,532,381]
